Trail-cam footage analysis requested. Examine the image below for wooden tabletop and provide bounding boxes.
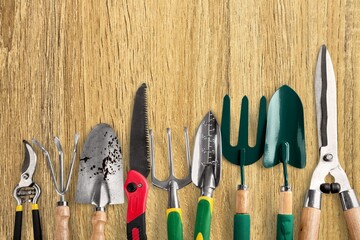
[1,1,360,239]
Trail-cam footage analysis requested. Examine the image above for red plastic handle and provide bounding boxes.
[125,170,149,223]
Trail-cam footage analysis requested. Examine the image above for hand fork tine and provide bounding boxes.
[221,94,267,240]
[150,127,192,240]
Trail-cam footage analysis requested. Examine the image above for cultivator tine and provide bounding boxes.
[221,95,267,166]
[150,128,192,191]
[221,94,267,240]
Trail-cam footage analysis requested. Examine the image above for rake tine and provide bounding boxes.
[54,137,64,200]
[63,134,79,193]
[166,128,174,176]
[184,127,191,176]
[239,96,249,146]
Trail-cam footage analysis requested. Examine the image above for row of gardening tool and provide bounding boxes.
[13,45,360,240]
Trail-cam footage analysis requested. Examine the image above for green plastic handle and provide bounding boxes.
[234,214,250,240]
[276,214,294,240]
[194,196,213,240]
[167,208,183,240]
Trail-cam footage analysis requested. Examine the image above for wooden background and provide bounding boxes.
[1,0,360,239]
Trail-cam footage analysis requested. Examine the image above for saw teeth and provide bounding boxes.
[143,84,151,170]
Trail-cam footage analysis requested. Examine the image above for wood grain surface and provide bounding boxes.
[1,0,360,239]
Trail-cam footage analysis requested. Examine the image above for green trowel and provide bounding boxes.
[264,85,306,240]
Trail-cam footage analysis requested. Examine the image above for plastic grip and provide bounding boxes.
[276,214,293,240]
[194,197,213,240]
[32,207,42,240]
[167,208,183,240]
[13,207,23,240]
[233,214,250,240]
[127,213,147,240]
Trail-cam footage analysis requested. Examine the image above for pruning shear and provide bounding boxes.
[13,141,42,240]
[299,45,360,240]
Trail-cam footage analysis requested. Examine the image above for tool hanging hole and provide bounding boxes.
[126,183,137,192]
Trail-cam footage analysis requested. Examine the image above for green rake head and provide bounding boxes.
[221,95,267,185]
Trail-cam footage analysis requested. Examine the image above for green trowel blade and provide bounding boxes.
[263,85,306,169]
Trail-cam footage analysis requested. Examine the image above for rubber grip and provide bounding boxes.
[32,206,42,240]
[127,213,147,240]
[167,208,183,240]
[54,205,70,240]
[234,214,250,240]
[194,196,213,240]
[298,207,321,240]
[276,214,293,240]
[13,207,23,240]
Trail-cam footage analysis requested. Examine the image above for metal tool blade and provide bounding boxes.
[75,123,124,208]
[192,111,222,190]
[315,45,338,151]
[18,141,37,187]
[129,83,150,177]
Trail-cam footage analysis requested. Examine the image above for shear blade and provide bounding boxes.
[315,45,338,151]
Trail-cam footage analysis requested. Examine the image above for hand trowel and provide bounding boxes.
[76,123,124,240]
[263,85,306,240]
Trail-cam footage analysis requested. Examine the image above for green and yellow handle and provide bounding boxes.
[194,196,213,240]
[167,208,184,240]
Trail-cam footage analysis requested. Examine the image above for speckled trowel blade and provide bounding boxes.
[76,123,124,207]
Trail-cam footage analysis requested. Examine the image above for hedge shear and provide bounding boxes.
[13,140,42,240]
[299,45,360,239]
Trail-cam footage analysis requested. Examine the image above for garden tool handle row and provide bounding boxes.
[299,189,360,240]
[299,207,360,240]
[14,204,42,240]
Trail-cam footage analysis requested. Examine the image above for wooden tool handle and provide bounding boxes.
[236,189,249,214]
[279,191,292,214]
[298,207,321,240]
[90,211,107,240]
[54,206,70,240]
[344,207,360,240]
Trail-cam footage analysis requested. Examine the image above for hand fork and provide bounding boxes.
[221,95,267,240]
[150,128,192,240]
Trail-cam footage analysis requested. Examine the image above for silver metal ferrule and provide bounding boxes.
[280,185,292,192]
[168,180,180,209]
[303,189,322,209]
[57,201,68,207]
[238,185,248,190]
[340,189,360,211]
[201,167,216,197]
[95,207,105,212]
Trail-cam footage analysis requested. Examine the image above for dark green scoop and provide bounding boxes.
[264,85,306,170]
